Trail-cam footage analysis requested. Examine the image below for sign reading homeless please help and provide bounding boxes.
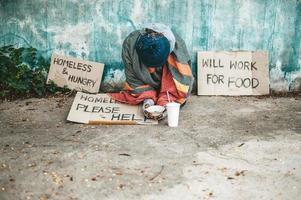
[67,92,157,125]
[197,51,269,95]
[47,54,104,93]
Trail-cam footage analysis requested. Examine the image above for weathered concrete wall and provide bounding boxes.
[0,0,300,92]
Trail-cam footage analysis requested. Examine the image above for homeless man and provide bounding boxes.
[109,23,193,120]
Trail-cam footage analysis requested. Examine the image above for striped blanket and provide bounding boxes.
[109,30,193,106]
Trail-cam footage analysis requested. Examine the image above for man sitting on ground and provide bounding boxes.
[110,23,193,120]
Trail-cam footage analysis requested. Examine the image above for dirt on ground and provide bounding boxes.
[0,95,300,200]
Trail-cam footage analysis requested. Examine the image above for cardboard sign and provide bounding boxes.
[197,51,269,95]
[67,92,157,125]
[47,54,104,93]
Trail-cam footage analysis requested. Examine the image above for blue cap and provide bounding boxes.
[135,33,170,68]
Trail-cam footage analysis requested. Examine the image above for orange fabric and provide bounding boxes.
[109,64,186,106]
[136,84,152,89]
[109,53,192,106]
[123,82,133,91]
[157,64,187,105]
[109,90,157,105]
[167,56,192,76]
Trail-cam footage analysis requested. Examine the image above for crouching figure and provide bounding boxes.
[109,23,193,120]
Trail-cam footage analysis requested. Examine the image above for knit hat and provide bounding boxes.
[135,33,170,68]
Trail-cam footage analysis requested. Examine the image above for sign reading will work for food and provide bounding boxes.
[197,51,269,95]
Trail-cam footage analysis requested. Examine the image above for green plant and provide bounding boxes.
[0,45,69,99]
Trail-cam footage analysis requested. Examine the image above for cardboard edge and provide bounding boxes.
[196,51,270,96]
[46,54,105,93]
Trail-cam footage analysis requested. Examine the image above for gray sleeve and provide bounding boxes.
[172,32,191,65]
[122,31,145,88]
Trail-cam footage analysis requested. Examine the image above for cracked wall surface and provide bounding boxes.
[0,0,300,92]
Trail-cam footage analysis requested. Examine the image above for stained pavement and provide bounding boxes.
[0,95,300,200]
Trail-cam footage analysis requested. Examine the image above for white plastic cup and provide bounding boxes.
[166,102,180,127]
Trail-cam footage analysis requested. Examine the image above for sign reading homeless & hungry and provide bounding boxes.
[67,92,157,125]
[197,51,269,95]
[47,54,104,93]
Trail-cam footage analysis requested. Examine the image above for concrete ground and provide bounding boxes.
[0,95,300,200]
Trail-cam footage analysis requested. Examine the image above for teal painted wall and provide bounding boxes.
[0,0,300,92]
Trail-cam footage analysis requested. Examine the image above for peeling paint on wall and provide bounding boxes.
[0,0,300,92]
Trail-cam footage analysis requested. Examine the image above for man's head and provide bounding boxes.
[135,32,170,68]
